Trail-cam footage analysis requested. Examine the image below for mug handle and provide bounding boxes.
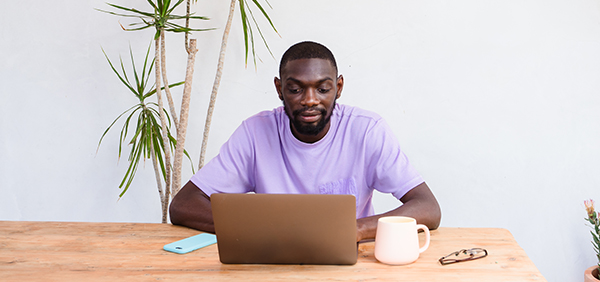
[416,224,430,253]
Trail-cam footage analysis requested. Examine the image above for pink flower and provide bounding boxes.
[585,199,596,219]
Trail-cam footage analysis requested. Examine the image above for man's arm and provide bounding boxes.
[356,182,441,242]
[169,181,215,233]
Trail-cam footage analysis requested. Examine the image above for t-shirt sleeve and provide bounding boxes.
[189,121,255,196]
[365,118,424,200]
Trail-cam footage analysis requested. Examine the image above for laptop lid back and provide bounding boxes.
[211,193,357,265]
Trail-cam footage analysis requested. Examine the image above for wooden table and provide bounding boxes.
[0,221,545,281]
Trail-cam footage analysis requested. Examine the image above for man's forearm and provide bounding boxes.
[169,181,216,233]
[356,183,441,242]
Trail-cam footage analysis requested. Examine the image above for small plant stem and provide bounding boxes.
[161,31,179,131]
[198,0,236,171]
[150,143,166,223]
[172,39,198,196]
[185,0,190,50]
[154,32,172,222]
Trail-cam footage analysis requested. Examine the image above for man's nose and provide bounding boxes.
[301,88,319,107]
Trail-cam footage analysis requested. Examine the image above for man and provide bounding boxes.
[170,41,441,242]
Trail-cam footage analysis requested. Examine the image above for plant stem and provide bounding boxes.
[185,0,190,51]
[172,39,198,196]
[155,31,172,221]
[161,31,179,132]
[198,0,236,171]
[150,142,166,223]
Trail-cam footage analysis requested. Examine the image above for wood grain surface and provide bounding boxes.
[0,221,546,281]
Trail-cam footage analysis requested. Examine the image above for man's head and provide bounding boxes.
[275,41,343,143]
[279,41,338,78]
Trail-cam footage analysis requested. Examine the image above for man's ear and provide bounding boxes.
[336,74,344,99]
[274,77,283,100]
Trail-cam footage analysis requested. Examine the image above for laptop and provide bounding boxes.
[211,193,358,265]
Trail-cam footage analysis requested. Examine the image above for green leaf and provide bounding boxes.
[239,0,250,66]
[128,113,145,145]
[97,104,138,153]
[244,2,259,68]
[140,42,152,89]
[167,0,184,15]
[118,54,131,87]
[145,81,184,98]
[119,107,141,158]
[236,0,278,67]
[146,0,158,11]
[183,148,194,174]
[101,48,137,95]
[247,3,274,60]
[129,47,141,97]
[251,0,278,34]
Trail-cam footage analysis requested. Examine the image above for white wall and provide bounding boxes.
[1,1,599,280]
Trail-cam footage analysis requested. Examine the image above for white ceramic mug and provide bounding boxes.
[374,216,430,265]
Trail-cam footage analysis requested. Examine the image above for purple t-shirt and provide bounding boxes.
[190,104,424,218]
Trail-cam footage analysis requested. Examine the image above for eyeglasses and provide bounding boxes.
[439,248,488,265]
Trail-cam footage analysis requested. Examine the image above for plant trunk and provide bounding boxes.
[161,31,179,131]
[172,39,198,196]
[198,0,236,171]
[150,143,167,223]
[154,31,172,222]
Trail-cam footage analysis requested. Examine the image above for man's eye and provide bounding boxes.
[289,88,301,94]
[318,88,330,93]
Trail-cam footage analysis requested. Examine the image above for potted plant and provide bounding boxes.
[584,199,600,281]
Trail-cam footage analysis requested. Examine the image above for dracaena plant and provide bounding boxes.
[97,44,192,222]
[584,199,600,273]
[98,0,210,222]
[97,0,278,223]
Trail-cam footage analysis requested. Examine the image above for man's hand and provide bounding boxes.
[356,182,441,242]
[169,181,215,233]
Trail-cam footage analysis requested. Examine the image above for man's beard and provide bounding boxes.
[284,100,335,136]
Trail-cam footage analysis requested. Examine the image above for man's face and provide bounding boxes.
[274,58,344,143]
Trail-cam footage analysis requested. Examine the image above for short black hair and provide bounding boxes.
[279,41,337,77]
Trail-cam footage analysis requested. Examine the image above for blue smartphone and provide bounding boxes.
[163,233,217,254]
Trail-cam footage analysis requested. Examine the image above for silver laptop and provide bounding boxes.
[211,193,358,265]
